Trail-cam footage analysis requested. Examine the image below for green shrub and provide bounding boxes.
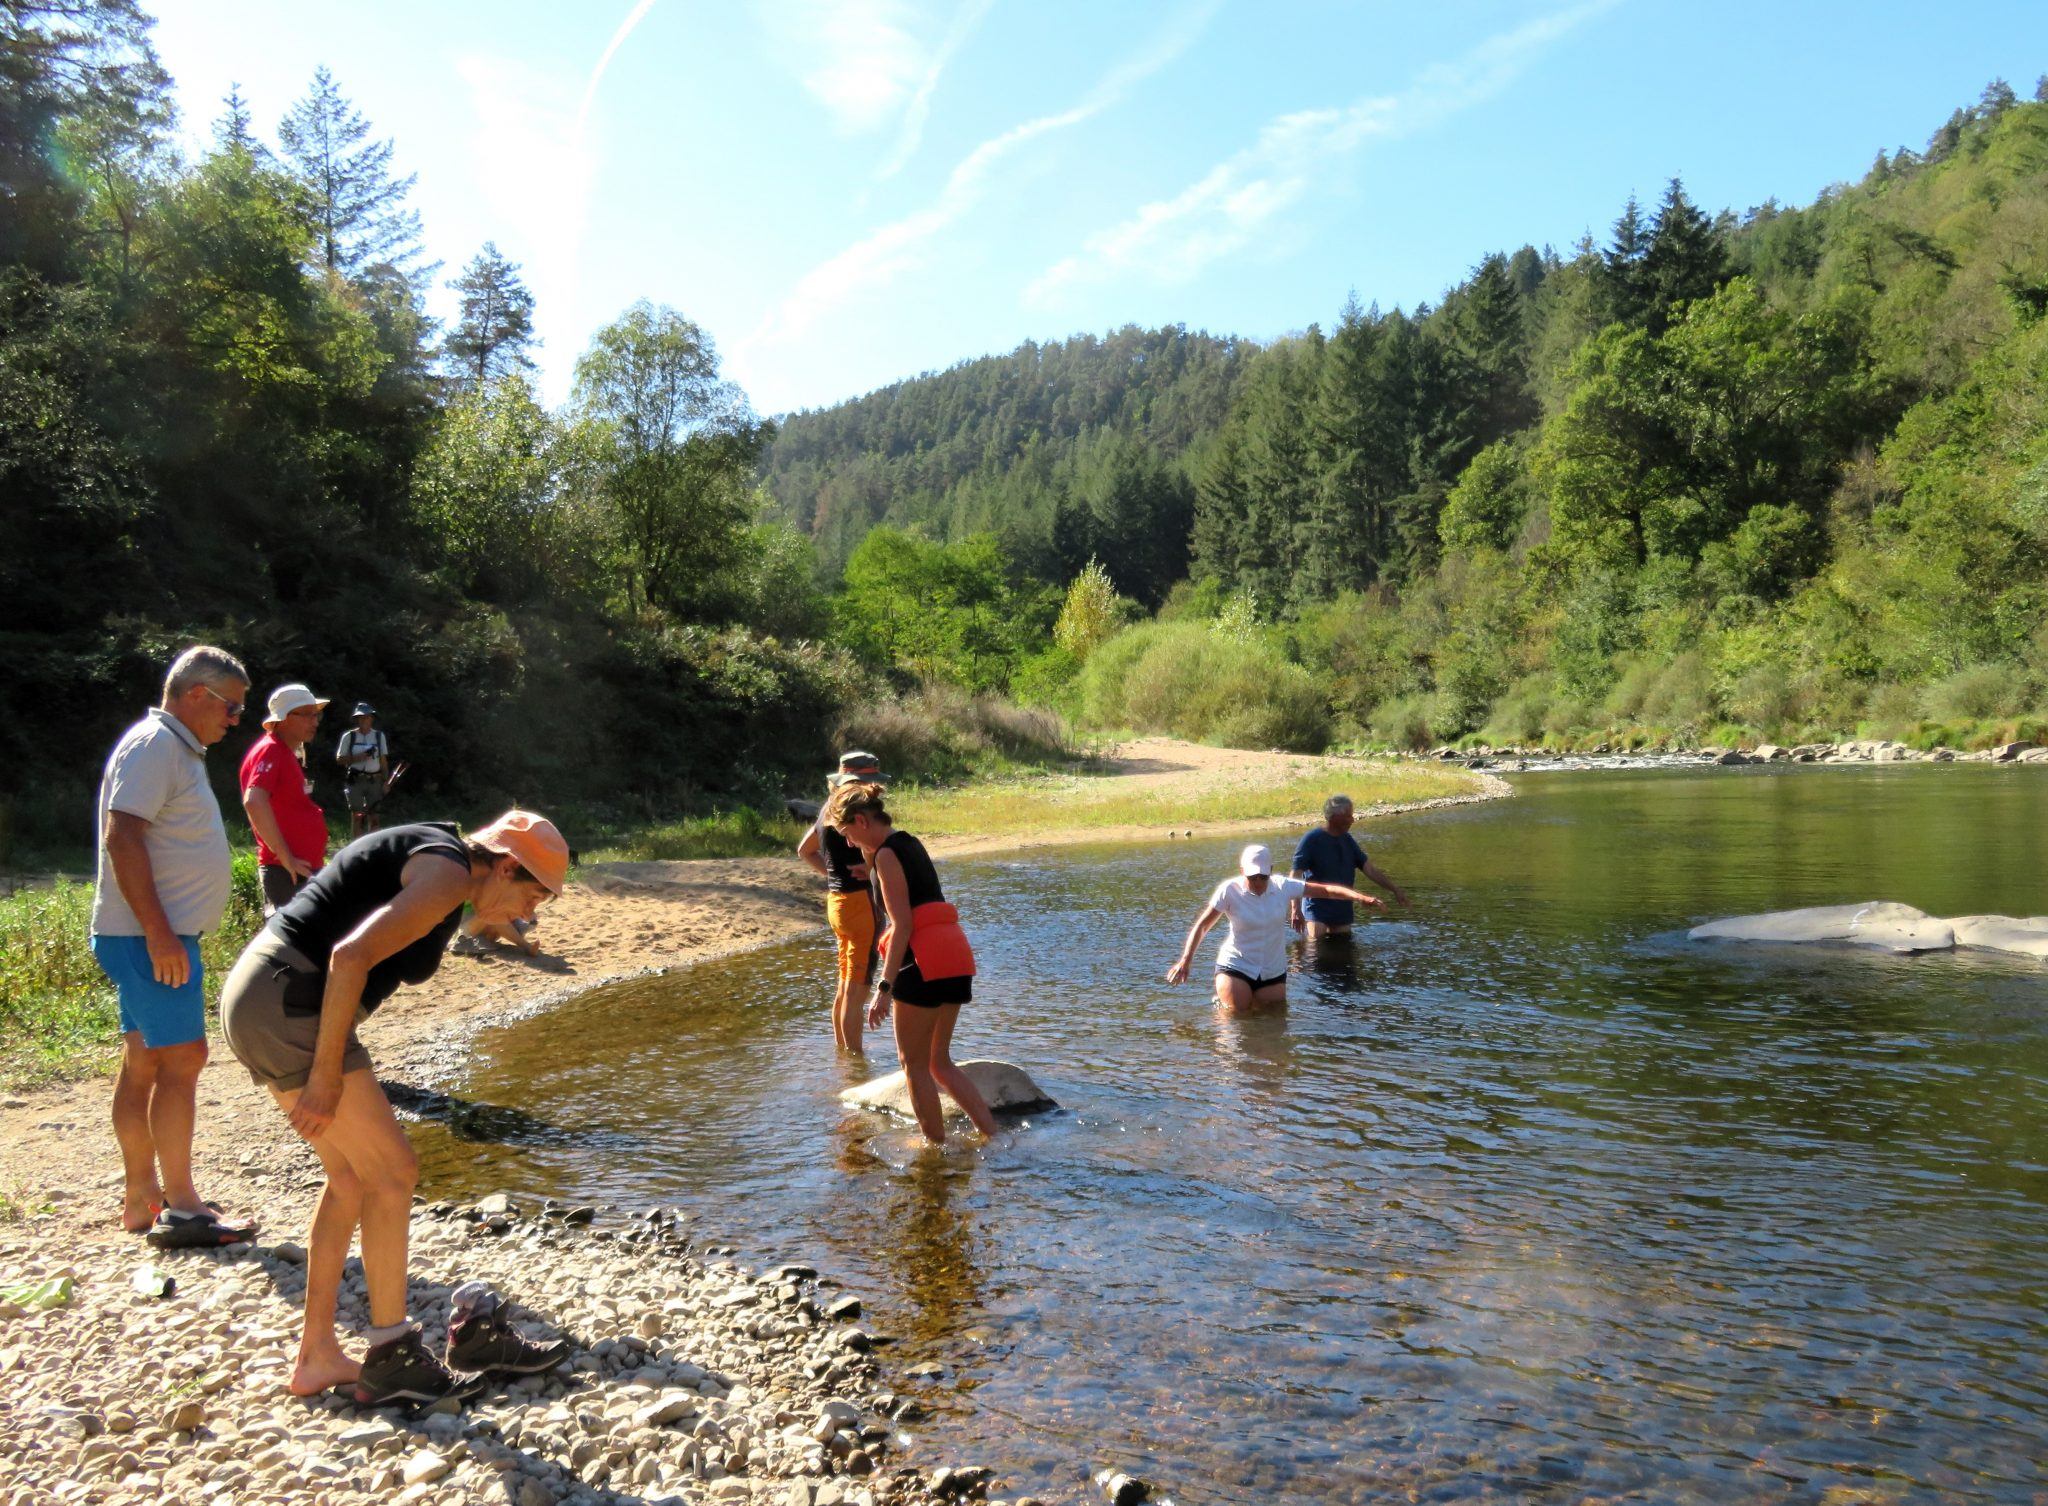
[1369,692,1436,749]
[1480,677,1552,745]
[1923,663,2018,721]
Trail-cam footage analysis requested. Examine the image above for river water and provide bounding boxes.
[412,767,2048,1504]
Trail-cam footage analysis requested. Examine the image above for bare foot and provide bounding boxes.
[121,1189,163,1233]
[288,1350,361,1397]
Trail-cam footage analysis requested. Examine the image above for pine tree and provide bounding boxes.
[277,66,425,277]
[214,82,259,155]
[1640,177,1727,336]
[1979,78,2017,117]
[444,242,537,390]
[1448,253,1535,444]
[1599,194,1649,327]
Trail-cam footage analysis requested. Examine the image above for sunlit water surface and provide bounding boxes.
[411,768,2048,1504]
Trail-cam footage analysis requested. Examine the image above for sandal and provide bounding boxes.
[146,1208,258,1250]
[122,1199,223,1235]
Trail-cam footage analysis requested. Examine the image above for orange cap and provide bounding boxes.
[470,810,569,895]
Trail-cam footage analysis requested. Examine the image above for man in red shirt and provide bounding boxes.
[240,683,331,915]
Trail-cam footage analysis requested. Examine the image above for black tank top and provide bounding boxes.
[878,829,944,909]
[269,822,470,1012]
[819,821,867,895]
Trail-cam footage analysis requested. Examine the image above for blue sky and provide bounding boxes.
[150,1,2046,416]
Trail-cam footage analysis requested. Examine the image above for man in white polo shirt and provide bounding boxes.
[91,645,257,1248]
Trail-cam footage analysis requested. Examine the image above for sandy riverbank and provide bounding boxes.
[0,739,1507,1505]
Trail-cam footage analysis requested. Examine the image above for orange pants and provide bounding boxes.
[825,891,877,996]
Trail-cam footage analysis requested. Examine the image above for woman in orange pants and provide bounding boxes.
[798,751,884,1051]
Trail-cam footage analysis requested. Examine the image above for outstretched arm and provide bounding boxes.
[1166,905,1223,983]
[1359,859,1410,907]
[1302,880,1383,908]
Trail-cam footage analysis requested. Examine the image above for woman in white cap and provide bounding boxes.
[217,810,571,1406]
[1165,843,1383,1009]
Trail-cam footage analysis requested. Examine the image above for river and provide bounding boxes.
[412,766,2048,1504]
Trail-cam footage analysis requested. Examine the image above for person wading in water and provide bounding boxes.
[823,780,998,1144]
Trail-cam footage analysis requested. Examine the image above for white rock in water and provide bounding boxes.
[839,1060,1057,1120]
[1948,915,2048,960]
[1689,901,1955,953]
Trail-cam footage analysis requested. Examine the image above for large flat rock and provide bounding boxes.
[1691,902,2048,960]
[841,1059,1058,1120]
[1689,902,1954,953]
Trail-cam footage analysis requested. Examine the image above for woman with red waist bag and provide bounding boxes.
[822,780,998,1144]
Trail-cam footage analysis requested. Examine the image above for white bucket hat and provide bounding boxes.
[263,683,329,727]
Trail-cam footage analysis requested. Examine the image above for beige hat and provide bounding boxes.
[470,810,571,896]
[263,683,329,727]
[1238,843,1273,877]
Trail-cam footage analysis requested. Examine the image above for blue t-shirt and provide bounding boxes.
[1293,826,1368,924]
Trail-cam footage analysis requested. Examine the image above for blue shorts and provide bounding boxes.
[90,934,205,1048]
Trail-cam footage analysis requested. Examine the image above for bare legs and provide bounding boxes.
[112,1033,211,1230]
[892,1002,997,1144]
[1213,973,1288,1012]
[270,1069,417,1396]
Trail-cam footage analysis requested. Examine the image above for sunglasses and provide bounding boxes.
[201,685,246,718]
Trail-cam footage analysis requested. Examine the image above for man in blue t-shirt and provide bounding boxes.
[1289,794,1411,937]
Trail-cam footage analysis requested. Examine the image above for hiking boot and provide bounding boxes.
[446,1307,570,1376]
[353,1327,485,1408]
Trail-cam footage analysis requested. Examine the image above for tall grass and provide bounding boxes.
[0,852,264,1088]
[833,683,1073,783]
[1078,622,1330,752]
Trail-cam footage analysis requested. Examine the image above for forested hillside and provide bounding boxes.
[765,80,2048,753]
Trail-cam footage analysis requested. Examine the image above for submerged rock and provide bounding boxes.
[1692,902,2048,960]
[840,1060,1058,1120]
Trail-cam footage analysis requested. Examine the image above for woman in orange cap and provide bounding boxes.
[821,780,997,1145]
[218,811,570,1407]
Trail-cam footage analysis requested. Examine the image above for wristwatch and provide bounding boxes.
[874,979,893,994]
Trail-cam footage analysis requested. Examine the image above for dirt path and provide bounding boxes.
[0,737,1505,1220]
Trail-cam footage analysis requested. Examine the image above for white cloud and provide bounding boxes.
[762,0,931,135]
[1027,0,1621,307]
[875,0,995,180]
[735,1,1221,371]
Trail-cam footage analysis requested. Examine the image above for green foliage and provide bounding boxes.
[1052,558,1126,661]
[833,528,1053,693]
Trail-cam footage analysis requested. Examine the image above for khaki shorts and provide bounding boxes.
[219,930,372,1092]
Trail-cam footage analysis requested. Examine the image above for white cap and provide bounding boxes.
[263,683,329,726]
[1238,843,1272,877]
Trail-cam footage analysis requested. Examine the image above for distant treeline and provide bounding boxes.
[764,80,2048,754]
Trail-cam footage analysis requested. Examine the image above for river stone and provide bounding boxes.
[1948,915,2048,960]
[1689,902,1956,953]
[839,1060,1057,1120]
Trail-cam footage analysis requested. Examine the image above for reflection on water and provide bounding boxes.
[412,767,2048,1504]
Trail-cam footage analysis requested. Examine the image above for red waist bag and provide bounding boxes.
[908,901,976,980]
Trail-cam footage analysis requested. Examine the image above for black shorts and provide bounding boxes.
[1217,965,1287,991]
[894,956,972,1008]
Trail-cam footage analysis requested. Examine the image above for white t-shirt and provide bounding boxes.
[337,728,387,773]
[1208,874,1307,981]
[91,709,232,937]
